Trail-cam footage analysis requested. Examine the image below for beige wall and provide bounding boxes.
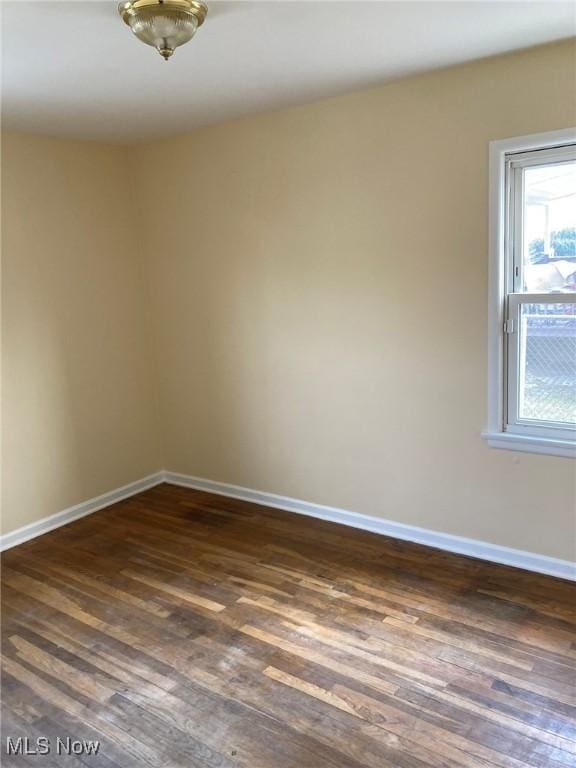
[3,43,575,560]
[1,133,160,534]
[131,41,576,561]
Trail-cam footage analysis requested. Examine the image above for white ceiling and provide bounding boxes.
[2,1,575,143]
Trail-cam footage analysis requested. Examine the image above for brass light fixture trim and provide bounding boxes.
[119,0,208,60]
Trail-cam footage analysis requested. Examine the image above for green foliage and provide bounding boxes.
[551,228,576,258]
[528,228,576,263]
[529,238,545,262]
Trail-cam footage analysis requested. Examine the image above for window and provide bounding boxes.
[483,129,576,458]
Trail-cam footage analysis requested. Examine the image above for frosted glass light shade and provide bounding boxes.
[119,0,208,60]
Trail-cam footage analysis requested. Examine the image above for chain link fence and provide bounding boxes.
[521,312,576,424]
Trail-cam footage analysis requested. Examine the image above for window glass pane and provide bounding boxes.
[523,161,576,293]
[518,303,576,425]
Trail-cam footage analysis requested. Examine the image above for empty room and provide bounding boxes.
[1,1,575,766]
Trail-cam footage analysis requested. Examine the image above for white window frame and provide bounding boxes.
[482,128,576,459]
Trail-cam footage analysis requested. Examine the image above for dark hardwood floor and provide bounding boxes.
[1,483,575,767]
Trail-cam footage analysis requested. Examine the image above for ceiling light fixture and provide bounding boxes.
[118,0,208,61]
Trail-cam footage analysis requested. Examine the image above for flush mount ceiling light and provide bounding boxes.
[118,0,208,60]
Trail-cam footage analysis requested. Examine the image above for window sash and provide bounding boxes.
[505,293,576,439]
[506,145,576,295]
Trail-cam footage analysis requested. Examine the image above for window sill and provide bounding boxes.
[481,431,576,459]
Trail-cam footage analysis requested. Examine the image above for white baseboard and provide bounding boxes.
[2,469,574,581]
[165,471,576,581]
[0,472,165,552]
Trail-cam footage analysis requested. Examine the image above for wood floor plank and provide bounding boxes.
[2,483,575,767]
